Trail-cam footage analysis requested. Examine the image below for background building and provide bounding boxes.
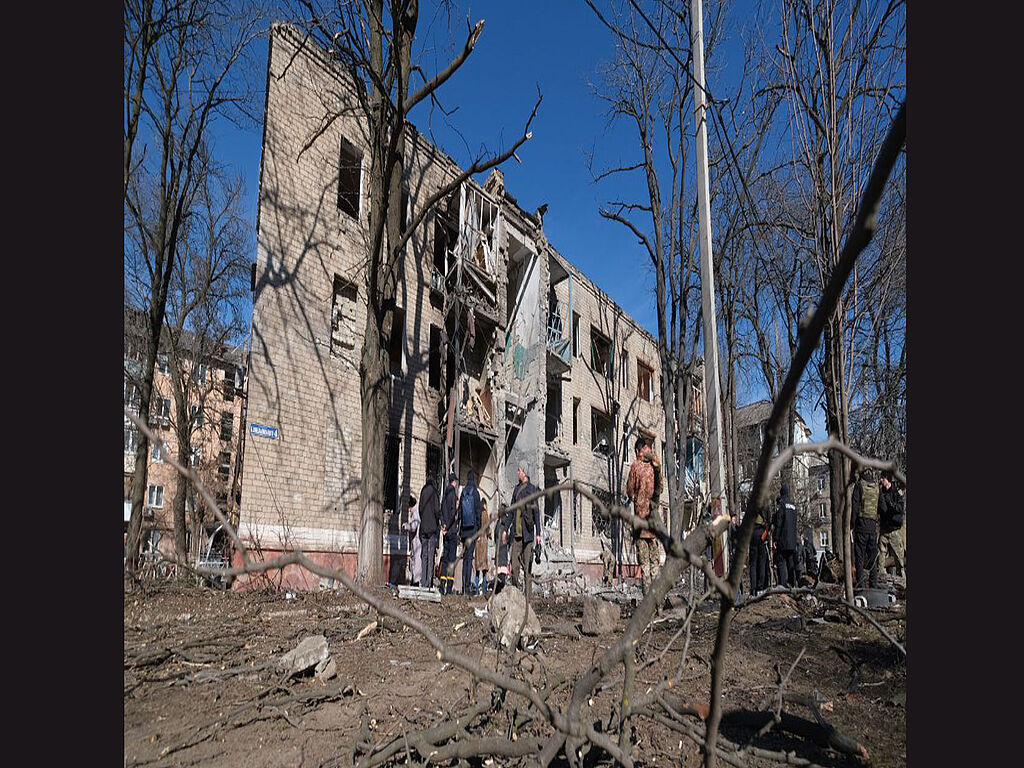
[124,307,248,565]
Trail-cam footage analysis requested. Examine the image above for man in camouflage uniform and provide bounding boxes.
[626,436,662,596]
[852,469,881,589]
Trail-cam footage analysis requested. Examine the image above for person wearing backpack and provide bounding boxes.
[458,469,483,596]
[438,473,460,595]
[852,468,881,589]
[878,471,906,580]
[773,482,799,588]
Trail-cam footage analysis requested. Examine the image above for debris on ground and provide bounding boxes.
[487,587,540,648]
[277,634,329,676]
[582,596,619,635]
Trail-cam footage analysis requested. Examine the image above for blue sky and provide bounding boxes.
[209,0,827,438]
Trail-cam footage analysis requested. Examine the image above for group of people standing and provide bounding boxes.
[402,462,544,597]
[746,482,820,596]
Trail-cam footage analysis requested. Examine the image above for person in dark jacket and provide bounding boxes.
[802,530,818,585]
[458,469,483,596]
[509,464,541,589]
[493,501,514,594]
[774,482,799,588]
[750,504,771,595]
[877,472,906,579]
[852,468,881,588]
[438,473,460,595]
[418,476,441,587]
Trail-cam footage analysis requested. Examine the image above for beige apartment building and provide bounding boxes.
[236,24,708,588]
[124,309,247,565]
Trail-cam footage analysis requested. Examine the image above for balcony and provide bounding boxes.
[546,306,571,376]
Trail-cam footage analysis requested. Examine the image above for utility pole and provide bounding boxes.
[690,0,729,575]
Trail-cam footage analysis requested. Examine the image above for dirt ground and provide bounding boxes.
[124,578,906,767]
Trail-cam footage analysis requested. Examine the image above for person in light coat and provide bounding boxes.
[402,494,422,586]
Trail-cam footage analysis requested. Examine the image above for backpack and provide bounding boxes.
[461,485,480,530]
[860,481,879,520]
[651,462,662,504]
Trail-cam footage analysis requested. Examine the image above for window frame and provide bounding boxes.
[147,484,165,509]
[590,406,614,456]
[337,136,363,219]
[637,360,654,404]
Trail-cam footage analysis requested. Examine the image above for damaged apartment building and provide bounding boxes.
[237,24,709,588]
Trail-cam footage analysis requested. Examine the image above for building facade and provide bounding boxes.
[236,24,708,589]
[124,309,247,565]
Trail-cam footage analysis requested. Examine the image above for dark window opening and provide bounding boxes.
[591,407,614,456]
[384,435,400,512]
[590,328,613,380]
[220,412,234,442]
[637,361,654,403]
[572,312,580,357]
[337,137,362,218]
[428,324,441,389]
[389,307,406,376]
[572,397,580,445]
[426,443,442,492]
[218,450,231,480]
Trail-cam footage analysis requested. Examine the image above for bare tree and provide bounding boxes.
[123,0,263,575]
[290,0,541,585]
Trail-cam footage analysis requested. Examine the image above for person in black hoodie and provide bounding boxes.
[774,482,799,588]
[750,504,771,595]
[509,464,542,589]
[417,476,441,588]
[438,473,460,595]
[458,469,482,596]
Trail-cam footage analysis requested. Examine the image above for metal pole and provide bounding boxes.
[690,0,729,574]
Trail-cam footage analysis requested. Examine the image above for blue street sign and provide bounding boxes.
[250,423,280,439]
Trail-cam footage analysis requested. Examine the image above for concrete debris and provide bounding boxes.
[315,656,337,681]
[398,585,442,603]
[474,606,489,618]
[277,634,329,675]
[582,597,619,635]
[488,587,541,649]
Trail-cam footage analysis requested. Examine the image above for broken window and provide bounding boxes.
[124,379,141,411]
[426,443,442,492]
[220,412,233,442]
[389,307,406,377]
[621,349,629,389]
[384,434,400,512]
[331,276,358,356]
[429,324,441,390]
[219,450,232,480]
[590,327,613,380]
[337,136,362,218]
[147,484,164,509]
[572,312,580,358]
[432,190,459,280]
[151,441,166,462]
[572,397,580,445]
[591,407,614,456]
[686,436,703,489]
[637,361,654,403]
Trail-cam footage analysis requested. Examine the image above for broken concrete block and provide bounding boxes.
[315,656,337,681]
[276,634,329,675]
[488,587,540,649]
[582,597,619,636]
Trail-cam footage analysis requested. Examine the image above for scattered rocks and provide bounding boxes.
[277,635,329,675]
[315,656,337,681]
[488,587,540,648]
[582,597,619,635]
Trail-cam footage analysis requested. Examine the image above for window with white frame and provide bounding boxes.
[817,476,825,491]
[157,353,170,375]
[124,379,141,411]
[819,502,827,520]
[819,530,829,549]
[124,424,138,454]
[191,446,202,467]
[194,362,207,385]
[190,403,204,427]
[155,396,171,425]
[218,450,231,479]
[151,441,166,462]
[148,484,165,508]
